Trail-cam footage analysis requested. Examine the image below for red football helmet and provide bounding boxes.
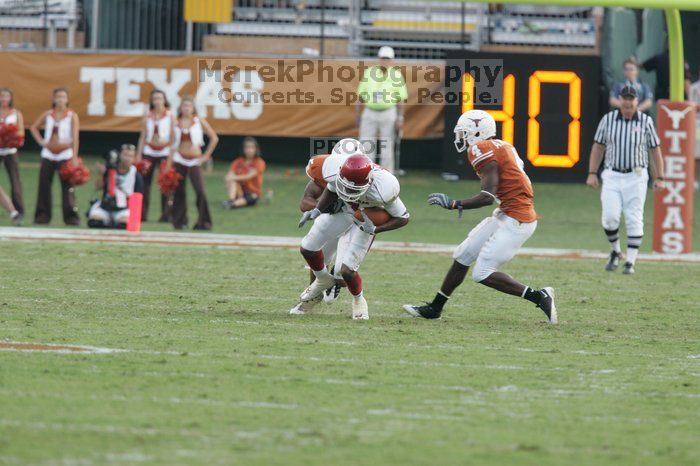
[336,153,373,202]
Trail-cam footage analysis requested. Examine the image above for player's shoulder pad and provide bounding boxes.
[322,153,345,181]
[373,168,401,204]
[469,140,496,167]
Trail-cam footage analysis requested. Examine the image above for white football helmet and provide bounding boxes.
[332,138,366,157]
[453,110,496,153]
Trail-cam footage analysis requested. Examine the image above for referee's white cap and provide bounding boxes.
[378,46,395,59]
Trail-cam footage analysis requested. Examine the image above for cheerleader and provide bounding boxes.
[136,89,174,222]
[30,87,80,225]
[168,96,218,230]
[0,88,24,223]
[0,185,20,224]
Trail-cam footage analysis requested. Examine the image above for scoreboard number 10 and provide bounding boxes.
[462,70,583,168]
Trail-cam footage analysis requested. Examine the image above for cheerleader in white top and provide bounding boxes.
[0,88,24,224]
[167,96,219,230]
[29,87,81,225]
[136,90,175,222]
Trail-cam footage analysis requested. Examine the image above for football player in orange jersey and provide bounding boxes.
[403,110,557,323]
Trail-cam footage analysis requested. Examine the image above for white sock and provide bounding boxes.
[626,248,639,265]
[312,267,333,281]
[611,239,621,253]
[10,210,18,218]
[352,291,363,303]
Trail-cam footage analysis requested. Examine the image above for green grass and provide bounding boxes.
[2,153,699,251]
[0,241,698,465]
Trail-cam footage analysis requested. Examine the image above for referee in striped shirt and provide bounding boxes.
[586,85,665,274]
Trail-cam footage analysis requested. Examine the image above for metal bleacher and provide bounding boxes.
[215,0,599,59]
[0,0,80,49]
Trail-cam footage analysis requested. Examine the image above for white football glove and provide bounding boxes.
[353,210,376,235]
[298,208,321,228]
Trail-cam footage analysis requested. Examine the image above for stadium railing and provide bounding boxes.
[0,0,81,49]
[0,0,600,58]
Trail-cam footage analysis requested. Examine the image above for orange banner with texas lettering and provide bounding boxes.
[0,51,444,139]
[652,100,696,254]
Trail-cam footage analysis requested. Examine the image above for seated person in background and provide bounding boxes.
[610,58,653,112]
[223,137,266,209]
[88,144,144,228]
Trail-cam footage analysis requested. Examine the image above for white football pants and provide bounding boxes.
[600,169,648,237]
[452,209,537,282]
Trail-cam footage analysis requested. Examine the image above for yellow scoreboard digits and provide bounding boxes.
[461,69,583,168]
[461,74,515,144]
[527,71,582,168]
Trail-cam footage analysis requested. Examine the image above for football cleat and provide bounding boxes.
[537,287,557,324]
[300,274,336,302]
[622,262,635,275]
[351,295,369,320]
[402,303,442,320]
[289,295,322,315]
[323,283,342,304]
[605,251,622,271]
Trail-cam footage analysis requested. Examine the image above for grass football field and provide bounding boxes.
[1,241,699,466]
[0,154,699,465]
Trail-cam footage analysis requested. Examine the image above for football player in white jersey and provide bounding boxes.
[289,138,364,315]
[296,152,410,320]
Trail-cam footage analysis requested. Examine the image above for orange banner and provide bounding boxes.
[652,100,696,254]
[0,51,444,139]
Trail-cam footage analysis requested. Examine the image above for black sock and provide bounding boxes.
[431,291,449,311]
[522,287,542,305]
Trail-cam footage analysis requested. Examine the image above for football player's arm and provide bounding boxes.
[314,186,338,214]
[454,161,499,210]
[374,197,409,234]
[298,186,337,227]
[300,180,323,212]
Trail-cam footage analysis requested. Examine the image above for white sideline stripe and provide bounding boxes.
[0,341,126,354]
[0,340,187,356]
[1,227,699,263]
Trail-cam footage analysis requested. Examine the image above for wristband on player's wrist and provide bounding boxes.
[588,171,598,175]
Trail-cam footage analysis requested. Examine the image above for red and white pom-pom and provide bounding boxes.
[0,123,24,149]
[157,160,182,195]
[58,157,91,186]
[134,158,152,176]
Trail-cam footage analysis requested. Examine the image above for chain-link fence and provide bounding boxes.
[0,0,601,57]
